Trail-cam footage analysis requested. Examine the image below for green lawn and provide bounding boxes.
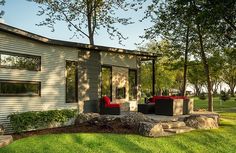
[1,97,236,153]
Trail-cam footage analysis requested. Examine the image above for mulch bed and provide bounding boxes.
[12,122,137,140]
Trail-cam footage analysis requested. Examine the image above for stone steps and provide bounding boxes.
[0,135,13,148]
[162,121,194,134]
[162,121,186,129]
[164,126,194,134]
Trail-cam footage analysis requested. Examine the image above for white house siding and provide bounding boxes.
[0,31,81,132]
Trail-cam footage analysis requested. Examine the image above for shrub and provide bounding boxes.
[220,91,230,101]
[8,109,78,133]
[199,93,206,100]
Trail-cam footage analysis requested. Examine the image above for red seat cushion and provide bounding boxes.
[106,104,120,108]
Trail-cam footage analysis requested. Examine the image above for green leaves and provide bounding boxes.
[29,0,145,45]
[0,0,5,18]
[8,109,78,133]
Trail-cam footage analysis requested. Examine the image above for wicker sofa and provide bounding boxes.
[138,96,191,116]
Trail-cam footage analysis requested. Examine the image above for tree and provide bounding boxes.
[0,0,5,18]
[208,52,224,95]
[142,0,235,111]
[187,61,206,96]
[222,48,236,97]
[139,40,181,96]
[29,0,143,45]
[141,0,195,97]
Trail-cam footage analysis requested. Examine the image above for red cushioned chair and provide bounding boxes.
[100,96,120,115]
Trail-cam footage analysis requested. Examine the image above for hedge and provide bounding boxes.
[8,109,78,133]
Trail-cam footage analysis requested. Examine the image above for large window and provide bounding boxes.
[0,51,41,71]
[0,80,41,96]
[101,66,112,99]
[129,69,137,100]
[66,61,78,103]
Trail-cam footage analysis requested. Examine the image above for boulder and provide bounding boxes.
[0,135,13,148]
[120,112,153,129]
[89,115,120,126]
[75,113,100,125]
[0,124,4,135]
[138,122,164,137]
[184,115,218,129]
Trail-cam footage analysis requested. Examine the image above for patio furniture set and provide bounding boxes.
[100,96,193,116]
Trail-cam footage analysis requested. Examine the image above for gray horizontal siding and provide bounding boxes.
[0,31,86,133]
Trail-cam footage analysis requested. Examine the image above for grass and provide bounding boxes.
[1,97,236,153]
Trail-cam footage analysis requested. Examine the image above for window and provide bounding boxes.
[0,80,41,96]
[101,66,112,100]
[66,61,78,103]
[116,87,126,99]
[129,69,137,100]
[0,51,41,71]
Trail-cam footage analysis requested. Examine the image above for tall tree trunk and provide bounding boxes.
[194,84,201,96]
[86,0,95,45]
[181,26,190,96]
[230,86,235,97]
[196,24,213,112]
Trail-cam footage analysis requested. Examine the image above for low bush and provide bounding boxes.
[8,109,78,133]
[220,91,230,101]
[198,93,206,100]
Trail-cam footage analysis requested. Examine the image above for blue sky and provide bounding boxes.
[1,0,152,50]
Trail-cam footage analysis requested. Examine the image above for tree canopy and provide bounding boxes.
[0,0,5,18]
[28,0,144,45]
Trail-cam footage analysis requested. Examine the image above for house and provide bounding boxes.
[0,23,157,131]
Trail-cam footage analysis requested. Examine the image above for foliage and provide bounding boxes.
[198,92,206,100]
[8,109,77,133]
[222,48,236,97]
[28,0,144,45]
[0,0,5,18]
[141,0,236,111]
[220,91,230,101]
[139,40,181,96]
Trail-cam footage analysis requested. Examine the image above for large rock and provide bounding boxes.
[184,115,218,129]
[0,135,13,148]
[120,112,153,129]
[75,113,100,125]
[138,122,164,137]
[0,124,4,135]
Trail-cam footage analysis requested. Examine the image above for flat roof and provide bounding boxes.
[0,23,158,57]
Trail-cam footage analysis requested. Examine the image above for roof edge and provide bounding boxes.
[0,23,158,57]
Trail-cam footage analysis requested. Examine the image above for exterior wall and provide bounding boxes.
[101,52,139,110]
[78,50,101,113]
[112,66,129,103]
[0,31,100,132]
[101,52,137,69]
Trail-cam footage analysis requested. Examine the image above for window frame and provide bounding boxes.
[65,60,78,103]
[0,51,41,71]
[0,80,41,97]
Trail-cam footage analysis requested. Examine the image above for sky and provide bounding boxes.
[0,0,153,50]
